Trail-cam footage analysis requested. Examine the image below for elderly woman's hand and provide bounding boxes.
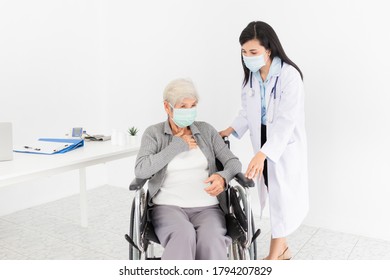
[174,128,197,149]
[204,174,225,196]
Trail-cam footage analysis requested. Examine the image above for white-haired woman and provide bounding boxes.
[134,78,242,260]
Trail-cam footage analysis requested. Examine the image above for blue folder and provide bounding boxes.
[38,138,84,154]
[14,138,84,155]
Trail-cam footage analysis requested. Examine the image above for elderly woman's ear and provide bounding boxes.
[163,101,173,117]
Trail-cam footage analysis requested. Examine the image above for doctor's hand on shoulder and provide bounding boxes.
[245,151,267,180]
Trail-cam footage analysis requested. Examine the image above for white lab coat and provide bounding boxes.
[231,62,309,238]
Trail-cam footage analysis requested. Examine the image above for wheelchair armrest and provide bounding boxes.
[234,173,255,188]
[129,178,148,191]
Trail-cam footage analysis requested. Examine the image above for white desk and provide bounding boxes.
[0,141,139,227]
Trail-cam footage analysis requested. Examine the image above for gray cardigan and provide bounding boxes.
[134,120,242,214]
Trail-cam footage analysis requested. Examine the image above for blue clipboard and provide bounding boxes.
[38,138,84,154]
[14,138,84,155]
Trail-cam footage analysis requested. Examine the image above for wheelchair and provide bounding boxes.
[125,139,261,260]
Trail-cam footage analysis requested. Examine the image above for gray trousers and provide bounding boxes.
[151,204,232,260]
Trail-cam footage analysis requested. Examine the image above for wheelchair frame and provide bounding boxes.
[125,173,260,260]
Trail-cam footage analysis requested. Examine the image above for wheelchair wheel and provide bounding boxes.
[230,185,258,260]
[128,188,147,260]
[229,223,257,260]
[249,211,258,260]
[129,199,141,260]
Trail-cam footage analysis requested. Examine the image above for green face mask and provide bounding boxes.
[170,104,197,128]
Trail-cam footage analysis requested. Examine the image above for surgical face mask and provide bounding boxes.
[169,104,197,128]
[242,54,266,73]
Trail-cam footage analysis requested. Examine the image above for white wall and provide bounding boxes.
[296,1,390,240]
[0,0,108,215]
[1,0,389,241]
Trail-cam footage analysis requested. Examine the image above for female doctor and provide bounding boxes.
[220,21,309,260]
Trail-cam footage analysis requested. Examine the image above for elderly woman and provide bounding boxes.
[134,78,242,260]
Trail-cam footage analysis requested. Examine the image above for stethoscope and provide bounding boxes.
[247,67,281,124]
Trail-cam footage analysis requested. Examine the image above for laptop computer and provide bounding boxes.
[0,122,13,161]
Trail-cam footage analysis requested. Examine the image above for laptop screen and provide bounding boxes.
[0,122,13,161]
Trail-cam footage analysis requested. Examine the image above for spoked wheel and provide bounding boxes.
[127,188,147,260]
[233,185,258,260]
[249,211,258,260]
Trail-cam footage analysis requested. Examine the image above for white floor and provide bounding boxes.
[1,185,389,260]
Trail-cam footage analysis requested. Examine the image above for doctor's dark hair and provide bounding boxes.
[240,21,303,86]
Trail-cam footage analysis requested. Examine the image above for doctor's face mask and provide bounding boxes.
[241,39,270,73]
[242,54,266,73]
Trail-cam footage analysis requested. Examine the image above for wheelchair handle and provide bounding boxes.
[234,173,255,188]
[129,178,148,191]
[223,136,230,149]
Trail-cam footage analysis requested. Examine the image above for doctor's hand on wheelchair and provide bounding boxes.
[204,174,225,196]
[245,151,267,180]
[219,127,234,138]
